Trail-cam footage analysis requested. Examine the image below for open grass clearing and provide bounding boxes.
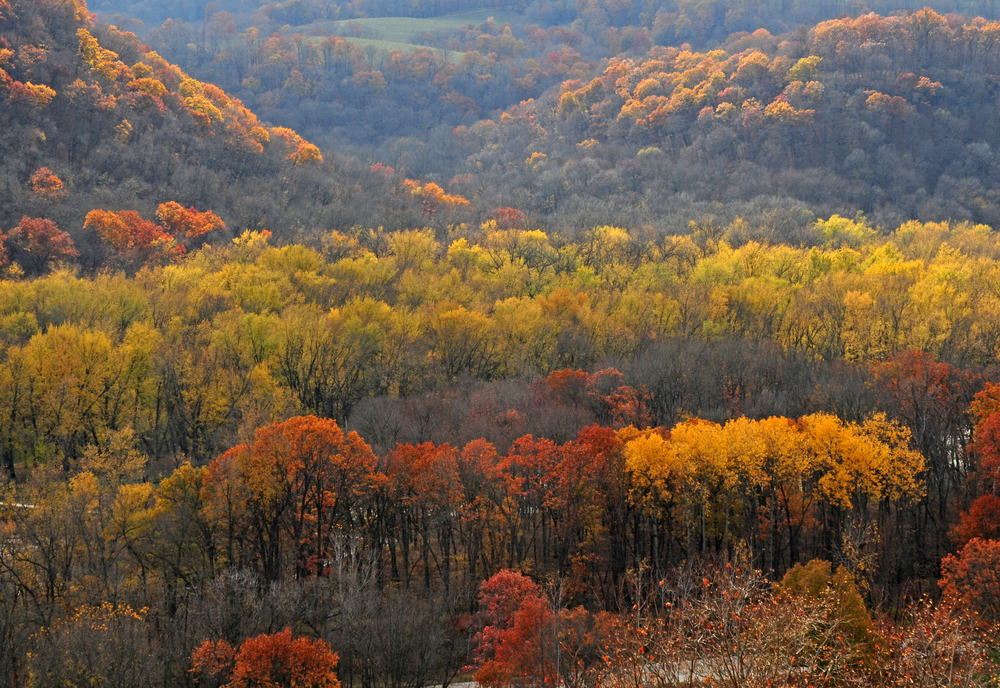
[288,9,524,44]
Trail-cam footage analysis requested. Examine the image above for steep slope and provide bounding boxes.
[0,0,422,267]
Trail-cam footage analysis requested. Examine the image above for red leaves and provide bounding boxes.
[953,494,1000,546]
[939,538,1000,621]
[85,202,225,267]
[192,629,340,688]
[470,570,549,679]
[971,382,1000,493]
[471,570,612,688]
[492,207,528,231]
[85,209,184,265]
[202,416,381,579]
[6,216,79,272]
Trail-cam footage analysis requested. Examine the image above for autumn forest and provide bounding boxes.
[3,0,1000,685]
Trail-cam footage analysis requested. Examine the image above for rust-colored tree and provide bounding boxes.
[953,494,1000,545]
[84,209,184,267]
[7,217,79,273]
[192,629,341,688]
[155,202,225,239]
[939,538,1000,622]
[202,416,381,581]
[29,168,67,199]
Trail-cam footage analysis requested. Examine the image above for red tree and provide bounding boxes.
[953,494,1000,546]
[939,538,1000,621]
[84,209,184,266]
[470,570,547,670]
[7,217,79,273]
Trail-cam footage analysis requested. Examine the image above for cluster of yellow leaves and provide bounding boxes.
[624,412,923,515]
[2,218,1000,468]
[77,28,134,85]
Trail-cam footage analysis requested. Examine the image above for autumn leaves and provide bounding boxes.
[85,203,225,268]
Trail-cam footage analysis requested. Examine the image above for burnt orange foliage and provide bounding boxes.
[475,595,554,688]
[940,537,1000,621]
[29,168,66,199]
[193,629,340,688]
[471,569,546,669]
[202,416,381,579]
[401,179,471,216]
[492,207,528,231]
[971,382,1000,493]
[84,209,184,264]
[8,217,79,271]
[269,127,323,165]
[191,639,237,685]
[544,369,590,408]
[953,494,1000,546]
[155,202,225,239]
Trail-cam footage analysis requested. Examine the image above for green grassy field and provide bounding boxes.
[328,36,465,62]
[289,9,523,49]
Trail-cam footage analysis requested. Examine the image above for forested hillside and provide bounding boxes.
[83,0,1000,237]
[0,0,432,266]
[3,0,1000,686]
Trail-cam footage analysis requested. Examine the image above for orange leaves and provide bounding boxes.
[294,142,323,166]
[6,80,55,106]
[939,538,1000,621]
[191,639,238,681]
[202,416,381,579]
[7,216,79,272]
[30,167,66,199]
[270,127,324,166]
[763,96,814,124]
[385,442,459,509]
[84,209,184,265]
[155,202,225,239]
[230,630,340,688]
[85,203,223,266]
[1,48,55,107]
[193,630,341,688]
[128,77,167,98]
[401,179,470,216]
[865,90,908,116]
